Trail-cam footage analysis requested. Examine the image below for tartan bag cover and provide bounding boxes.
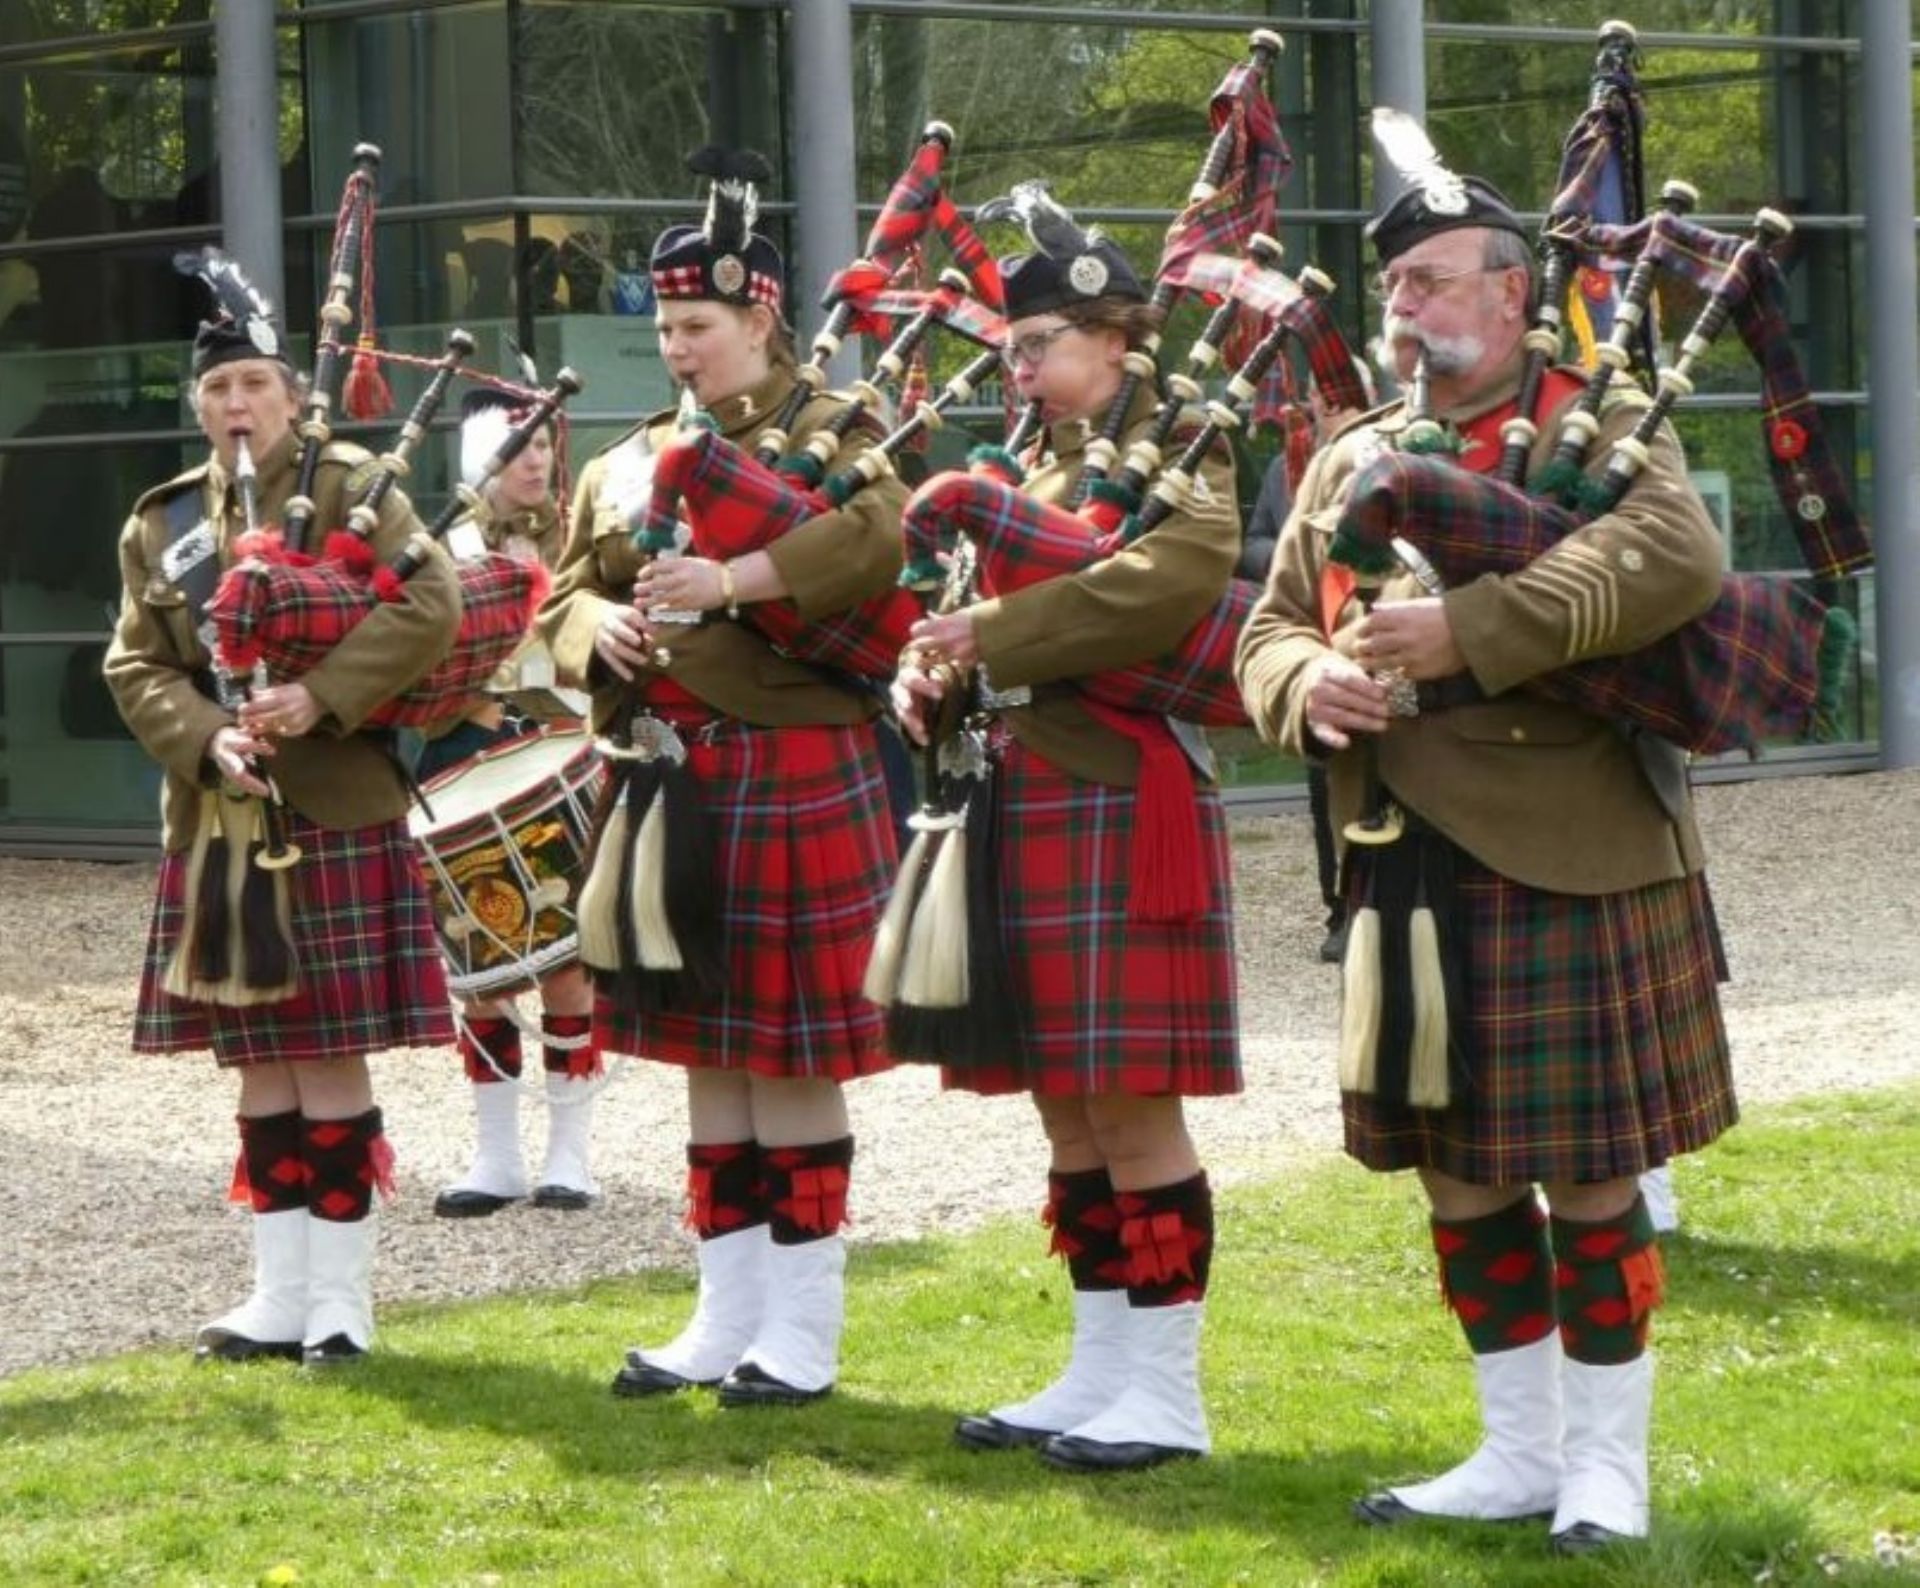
[1333,449,1826,754]
[646,428,920,682]
[1582,211,1870,582]
[208,549,546,729]
[901,469,1254,728]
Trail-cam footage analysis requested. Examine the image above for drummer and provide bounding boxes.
[418,386,601,1217]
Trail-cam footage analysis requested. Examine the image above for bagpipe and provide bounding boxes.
[895,243,1362,731]
[204,146,584,730]
[1331,185,1867,753]
[576,127,1010,1013]
[867,36,1352,1064]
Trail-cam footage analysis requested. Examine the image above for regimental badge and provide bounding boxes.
[1067,254,1109,297]
[247,317,280,357]
[160,520,216,583]
[712,254,747,296]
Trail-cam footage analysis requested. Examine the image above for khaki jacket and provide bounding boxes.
[971,382,1241,787]
[104,429,464,851]
[1235,366,1724,895]
[537,366,907,729]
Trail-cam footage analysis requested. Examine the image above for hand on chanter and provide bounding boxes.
[1354,596,1466,682]
[208,724,275,797]
[237,681,320,740]
[594,601,659,682]
[1303,652,1391,752]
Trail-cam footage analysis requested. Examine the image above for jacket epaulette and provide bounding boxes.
[129,463,209,519]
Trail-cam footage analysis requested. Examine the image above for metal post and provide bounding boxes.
[1859,4,1918,768]
[213,0,284,312]
[1369,0,1425,211]
[786,0,861,382]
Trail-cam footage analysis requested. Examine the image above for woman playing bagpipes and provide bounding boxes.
[535,148,907,1409]
[419,384,602,1221]
[102,252,462,1367]
[891,191,1242,1473]
[1234,130,1738,1553]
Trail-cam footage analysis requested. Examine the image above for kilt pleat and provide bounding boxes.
[134,812,454,1065]
[946,740,1241,1098]
[595,722,897,1081]
[1342,853,1737,1183]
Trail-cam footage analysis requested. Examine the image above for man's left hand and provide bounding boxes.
[1354,597,1466,683]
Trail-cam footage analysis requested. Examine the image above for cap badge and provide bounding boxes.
[1067,254,1109,296]
[712,254,747,296]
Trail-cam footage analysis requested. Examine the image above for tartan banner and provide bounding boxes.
[1332,450,1829,754]
[1156,55,1292,292]
[1579,212,1871,582]
[1549,28,1653,373]
[207,549,545,729]
[901,470,1253,727]
[1161,248,1370,426]
[644,427,920,682]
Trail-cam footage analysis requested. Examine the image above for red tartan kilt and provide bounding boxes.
[209,552,544,729]
[945,739,1241,1098]
[903,470,1252,727]
[664,428,917,682]
[594,719,897,1081]
[133,811,453,1065]
[1338,452,1825,753]
[1341,854,1737,1185]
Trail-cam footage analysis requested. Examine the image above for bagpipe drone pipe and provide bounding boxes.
[1329,202,1860,757]
[894,245,1364,731]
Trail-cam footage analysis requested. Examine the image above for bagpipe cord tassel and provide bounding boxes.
[576,778,631,974]
[1336,855,1383,1096]
[186,789,234,988]
[897,822,969,1011]
[862,826,932,1007]
[628,770,683,972]
[236,799,296,992]
[1406,878,1451,1111]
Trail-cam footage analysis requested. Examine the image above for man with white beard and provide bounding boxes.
[1235,148,1735,1557]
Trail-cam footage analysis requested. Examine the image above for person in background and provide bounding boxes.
[422,387,602,1219]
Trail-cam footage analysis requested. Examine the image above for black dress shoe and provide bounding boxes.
[1551,1521,1634,1557]
[1352,1490,1420,1526]
[954,1413,1055,1451]
[530,1184,594,1211]
[194,1330,303,1365]
[301,1333,367,1368]
[432,1187,521,1218]
[1353,1490,1554,1528]
[1039,1433,1200,1473]
[716,1361,831,1408]
[611,1357,714,1397]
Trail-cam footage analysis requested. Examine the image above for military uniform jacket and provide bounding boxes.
[970,382,1241,787]
[539,365,908,728]
[1235,364,1724,896]
[104,429,464,852]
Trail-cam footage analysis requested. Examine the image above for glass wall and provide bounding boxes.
[0,0,1891,846]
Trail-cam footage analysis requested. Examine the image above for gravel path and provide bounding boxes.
[2,770,1914,1378]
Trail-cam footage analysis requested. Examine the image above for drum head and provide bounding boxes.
[411,727,594,837]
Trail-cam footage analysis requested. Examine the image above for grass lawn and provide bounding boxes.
[4,1088,1917,1587]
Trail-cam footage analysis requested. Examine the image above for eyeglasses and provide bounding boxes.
[1369,264,1491,306]
[999,324,1075,369]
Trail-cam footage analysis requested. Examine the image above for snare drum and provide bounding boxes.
[409,728,605,999]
